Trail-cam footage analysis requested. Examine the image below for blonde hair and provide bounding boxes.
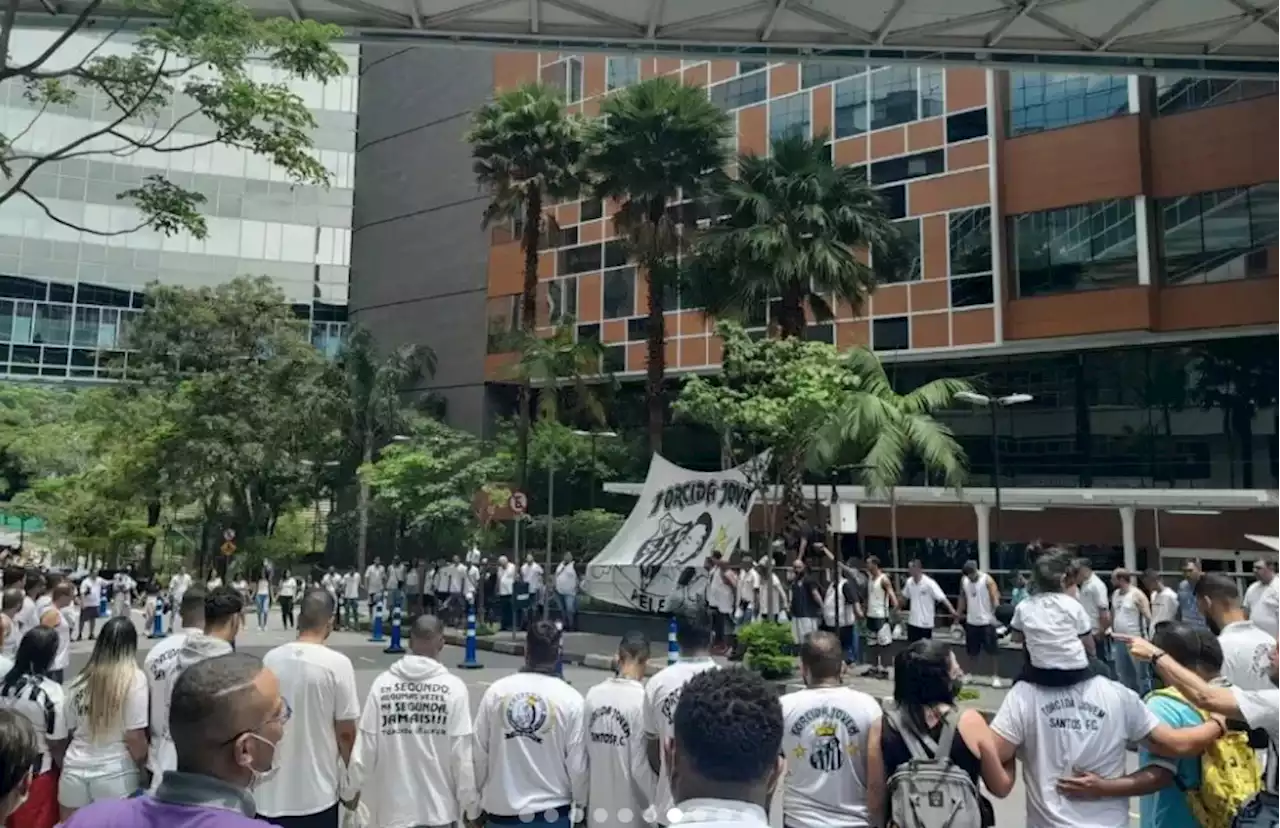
[67,617,138,740]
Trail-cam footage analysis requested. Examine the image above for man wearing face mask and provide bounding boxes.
[0,710,40,822]
[63,652,291,827]
[666,667,783,828]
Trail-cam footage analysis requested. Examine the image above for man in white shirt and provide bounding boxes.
[585,633,653,828]
[497,555,518,631]
[405,561,421,612]
[342,568,361,630]
[441,555,466,626]
[521,555,545,628]
[781,631,881,828]
[474,620,588,826]
[365,557,386,614]
[1244,559,1279,640]
[144,587,206,788]
[735,559,760,626]
[1196,572,1276,691]
[40,583,75,683]
[899,559,958,642]
[644,611,720,826]
[168,567,192,633]
[256,589,359,828]
[386,557,404,609]
[667,667,782,828]
[863,556,896,649]
[1141,569,1179,629]
[957,560,1002,687]
[1073,558,1112,660]
[77,573,103,641]
[347,614,477,828]
[990,666,1231,828]
[112,571,132,619]
[555,556,580,631]
[703,552,738,655]
[1108,568,1152,694]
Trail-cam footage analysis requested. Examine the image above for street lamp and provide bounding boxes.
[954,391,1033,567]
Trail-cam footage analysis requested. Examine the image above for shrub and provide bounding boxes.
[737,620,795,679]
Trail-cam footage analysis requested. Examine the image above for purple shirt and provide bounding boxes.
[64,797,271,828]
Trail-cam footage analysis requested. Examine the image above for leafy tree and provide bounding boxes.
[362,418,511,556]
[506,324,609,427]
[1192,339,1277,488]
[586,77,732,455]
[686,134,896,337]
[522,508,625,563]
[467,84,586,488]
[1,0,347,238]
[0,384,90,495]
[336,326,436,573]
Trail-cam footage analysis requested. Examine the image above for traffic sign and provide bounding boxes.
[508,492,528,515]
[220,541,236,556]
[223,528,236,542]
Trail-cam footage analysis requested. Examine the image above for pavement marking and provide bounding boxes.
[358,656,376,664]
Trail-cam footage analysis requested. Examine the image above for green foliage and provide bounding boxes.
[1,0,346,237]
[0,384,92,495]
[522,509,626,561]
[955,687,981,702]
[737,620,795,679]
[507,326,610,427]
[686,133,897,337]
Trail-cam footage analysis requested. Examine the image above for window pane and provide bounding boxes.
[709,73,768,111]
[604,240,628,268]
[920,67,945,118]
[603,267,635,318]
[0,300,11,343]
[606,57,641,91]
[769,92,810,142]
[73,306,99,348]
[876,217,921,283]
[549,277,578,324]
[869,66,918,131]
[603,345,625,373]
[801,61,865,89]
[540,61,567,98]
[557,243,602,275]
[581,199,603,221]
[1012,198,1140,297]
[949,207,992,276]
[872,317,910,351]
[950,274,994,307]
[870,150,944,185]
[1155,76,1278,117]
[34,304,71,346]
[1007,72,1128,137]
[567,57,584,103]
[738,61,767,75]
[1157,182,1278,285]
[946,109,988,143]
[833,76,868,138]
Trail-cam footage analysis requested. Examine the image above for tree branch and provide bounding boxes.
[17,189,151,236]
[5,0,106,80]
[23,14,132,81]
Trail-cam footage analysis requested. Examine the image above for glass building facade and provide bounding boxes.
[0,32,358,379]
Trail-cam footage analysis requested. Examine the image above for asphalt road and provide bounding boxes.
[67,612,1139,827]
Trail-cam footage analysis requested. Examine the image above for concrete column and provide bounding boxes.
[974,503,992,573]
[1120,506,1137,572]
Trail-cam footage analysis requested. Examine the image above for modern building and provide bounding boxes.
[351,51,1278,573]
[0,32,359,380]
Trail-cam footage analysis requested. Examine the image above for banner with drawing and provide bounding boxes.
[582,453,766,613]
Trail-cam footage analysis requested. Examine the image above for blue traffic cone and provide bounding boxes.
[668,616,679,664]
[151,598,165,639]
[384,603,404,654]
[458,598,484,670]
[369,597,385,643]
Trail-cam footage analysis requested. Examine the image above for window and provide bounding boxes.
[875,218,921,283]
[603,267,636,318]
[950,274,994,307]
[33,304,70,346]
[1007,72,1128,137]
[541,58,584,103]
[770,93,810,142]
[801,62,865,89]
[920,68,944,118]
[709,73,767,111]
[878,185,907,220]
[872,317,910,351]
[578,323,600,343]
[1011,199,1140,297]
[627,317,649,341]
[581,199,603,221]
[946,109,988,143]
[833,76,869,138]
[804,323,834,344]
[557,243,601,275]
[544,225,578,249]
[870,150,944,185]
[870,66,919,131]
[603,345,625,373]
[548,277,578,324]
[604,240,629,268]
[738,61,767,75]
[1157,182,1278,286]
[1155,77,1278,117]
[606,56,641,91]
[949,207,992,276]
[486,295,520,353]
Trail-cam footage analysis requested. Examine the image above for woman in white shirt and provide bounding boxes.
[277,571,298,629]
[57,616,149,819]
[254,571,271,631]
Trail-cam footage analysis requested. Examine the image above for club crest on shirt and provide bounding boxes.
[789,706,862,774]
[659,689,681,724]
[504,692,551,743]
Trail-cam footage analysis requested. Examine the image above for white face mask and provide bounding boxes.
[240,732,281,788]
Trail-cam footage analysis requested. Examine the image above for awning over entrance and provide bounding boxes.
[17,0,1280,77]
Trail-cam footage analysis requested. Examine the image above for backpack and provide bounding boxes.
[1147,687,1263,828]
[884,706,984,828]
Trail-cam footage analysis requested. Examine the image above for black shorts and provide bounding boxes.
[258,802,339,828]
[866,617,887,633]
[907,624,933,642]
[965,622,998,656]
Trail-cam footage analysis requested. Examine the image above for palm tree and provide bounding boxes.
[338,326,436,573]
[687,134,897,338]
[466,83,586,487]
[585,77,732,455]
[809,348,971,564]
[507,324,610,428]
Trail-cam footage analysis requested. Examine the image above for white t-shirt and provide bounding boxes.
[406,567,419,589]
[1245,581,1278,640]
[1075,575,1109,633]
[47,605,73,671]
[991,676,1160,828]
[962,573,996,626]
[0,675,66,773]
[706,569,736,614]
[585,677,653,828]
[386,565,402,590]
[780,686,882,828]
[736,568,760,607]
[14,597,37,641]
[1218,620,1276,691]
[344,572,361,600]
[143,628,199,777]
[473,671,588,817]
[466,565,481,594]
[256,579,270,596]
[1234,686,1280,746]
[81,577,103,607]
[556,562,579,597]
[522,562,544,592]
[169,573,191,599]
[866,574,890,620]
[365,565,385,595]
[1110,586,1146,637]
[901,576,946,630]
[434,567,451,593]
[278,577,298,598]
[347,655,478,827]
[1150,587,1179,628]
[63,666,149,769]
[1013,592,1091,670]
[255,642,361,817]
[449,564,466,595]
[643,658,721,824]
[498,564,517,597]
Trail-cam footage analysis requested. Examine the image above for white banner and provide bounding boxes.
[582,453,765,614]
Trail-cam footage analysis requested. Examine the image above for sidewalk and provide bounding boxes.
[441,628,1012,716]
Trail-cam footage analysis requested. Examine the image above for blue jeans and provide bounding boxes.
[1112,639,1150,695]
[557,593,577,628]
[486,808,571,828]
[255,594,268,628]
[344,598,359,627]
